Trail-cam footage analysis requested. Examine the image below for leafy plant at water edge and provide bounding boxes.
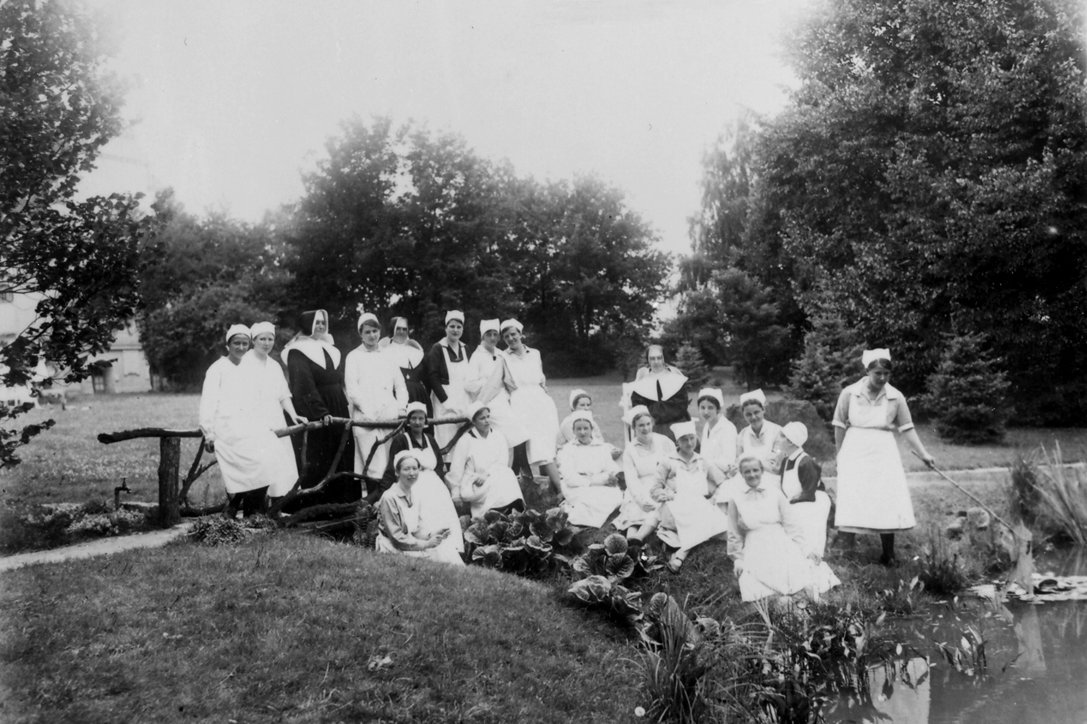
[933,626,987,678]
[635,593,727,723]
[463,507,575,577]
[916,528,970,596]
[1028,444,1087,545]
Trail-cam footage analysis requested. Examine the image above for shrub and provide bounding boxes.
[674,341,711,389]
[462,507,576,577]
[915,528,970,596]
[787,310,865,421]
[189,516,249,545]
[1026,444,1087,545]
[922,332,1011,444]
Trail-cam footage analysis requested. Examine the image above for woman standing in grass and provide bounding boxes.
[727,455,839,602]
[345,313,407,486]
[464,318,526,453]
[243,321,306,504]
[833,349,935,566]
[447,401,525,519]
[613,406,674,537]
[376,449,464,565]
[736,389,783,473]
[284,310,355,501]
[200,324,268,517]
[501,319,562,493]
[381,316,429,412]
[424,310,472,452]
[384,402,464,557]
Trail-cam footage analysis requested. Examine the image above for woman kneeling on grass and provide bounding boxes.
[627,421,730,573]
[727,455,839,603]
[447,401,525,519]
[376,450,465,566]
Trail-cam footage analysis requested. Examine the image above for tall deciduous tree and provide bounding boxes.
[754,0,1087,422]
[1,0,146,465]
[288,118,671,372]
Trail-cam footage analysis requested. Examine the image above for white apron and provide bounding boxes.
[375,493,464,565]
[409,440,465,553]
[505,348,558,464]
[432,345,470,451]
[780,453,832,557]
[658,463,730,551]
[835,396,915,532]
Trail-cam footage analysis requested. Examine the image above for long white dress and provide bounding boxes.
[464,346,528,447]
[376,483,464,566]
[653,452,731,551]
[557,440,622,528]
[391,435,465,554]
[199,357,270,495]
[613,433,674,530]
[728,486,840,602]
[447,427,524,519]
[344,345,407,480]
[240,350,299,497]
[505,347,559,465]
[779,451,832,557]
[833,378,917,533]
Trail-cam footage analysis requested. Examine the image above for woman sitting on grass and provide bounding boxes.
[376,449,464,566]
[556,411,622,528]
[775,422,832,558]
[612,406,674,537]
[447,401,525,519]
[727,455,839,602]
[384,402,464,559]
[627,421,730,573]
[737,389,783,473]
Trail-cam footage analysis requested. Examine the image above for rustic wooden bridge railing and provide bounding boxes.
[97,416,470,527]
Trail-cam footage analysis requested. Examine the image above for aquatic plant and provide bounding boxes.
[1029,444,1087,545]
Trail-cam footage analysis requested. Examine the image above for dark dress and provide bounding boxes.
[287,344,357,502]
[629,370,690,441]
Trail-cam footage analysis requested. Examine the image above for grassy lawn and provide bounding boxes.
[0,534,638,723]
[1,392,219,510]
[2,381,1084,510]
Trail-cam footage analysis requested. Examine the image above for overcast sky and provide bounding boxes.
[81,0,813,255]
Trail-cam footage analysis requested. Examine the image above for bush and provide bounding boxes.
[674,341,711,388]
[787,311,865,421]
[922,332,1010,444]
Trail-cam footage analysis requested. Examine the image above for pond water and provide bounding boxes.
[826,549,1087,723]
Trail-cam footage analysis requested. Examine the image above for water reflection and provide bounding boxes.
[826,549,1087,724]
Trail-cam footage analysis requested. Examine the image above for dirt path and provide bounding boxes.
[0,522,195,573]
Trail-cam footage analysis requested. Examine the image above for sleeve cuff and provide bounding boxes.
[898,422,915,432]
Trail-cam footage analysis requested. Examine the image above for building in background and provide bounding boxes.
[0,291,151,400]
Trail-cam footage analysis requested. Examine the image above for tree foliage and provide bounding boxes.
[690,0,1087,422]
[923,332,1011,444]
[288,118,670,372]
[1,0,145,466]
[137,191,288,387]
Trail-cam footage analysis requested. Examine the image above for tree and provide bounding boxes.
[1,0,146,466]
[136,191,286,388]
[746,0,1087,421]
[288,118,672,370]
[787,302,866,421]
[923,332,1011,444]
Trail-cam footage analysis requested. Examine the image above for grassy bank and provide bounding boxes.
[0,534,637,723]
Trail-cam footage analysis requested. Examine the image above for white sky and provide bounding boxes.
[81,0,813,255]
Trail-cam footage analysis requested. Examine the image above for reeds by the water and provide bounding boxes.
[1025,443,1087,545]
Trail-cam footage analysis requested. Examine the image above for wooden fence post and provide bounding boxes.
[158,436,181,527]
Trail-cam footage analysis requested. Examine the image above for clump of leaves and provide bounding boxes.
[877,575,924,615]
[571,533,664,583]
[916,532,971,596]
[463,507,575,577]
[635,593,726,722]
[934,626,987,678]
[567,575,643,624]
[189,516,248,545]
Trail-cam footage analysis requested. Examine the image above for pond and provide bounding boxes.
[826,549,1087,723]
